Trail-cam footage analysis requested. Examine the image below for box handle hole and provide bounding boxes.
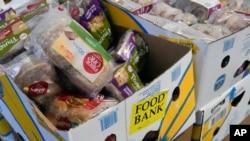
[213,127,220,136]
[172,87,180,101]
[221,55,230,68]
[231,91,245,107]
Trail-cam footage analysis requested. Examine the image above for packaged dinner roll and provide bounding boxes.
[46,94,118,130]
[2,51,61,109]
[25,6,115,98]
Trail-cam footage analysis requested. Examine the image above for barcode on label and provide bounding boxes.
[100,111,118,131]
[211,108,227,126]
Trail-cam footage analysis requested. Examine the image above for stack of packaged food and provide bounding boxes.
[111,0,250,43]
[0,0,149,131]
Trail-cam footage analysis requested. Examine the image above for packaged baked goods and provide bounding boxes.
[0,8,18,30]
[207,8,250,32]
[139,13,216,43]
[112,29,148,72]
[191,23,232,39]
[2,51,61,109]
[0,18,30,64]
[174,0,222,22]
[105,63,144,101]
[15,0,49,30]
[63,0,114,50]
[148,2,198,25]
[46,94,119,130]
[25,6,115,98]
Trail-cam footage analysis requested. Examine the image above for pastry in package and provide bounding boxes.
[64,0,114,50]
[174,0,222,22]
[46,94,118,130]
[191,23,232,39]
[105,63,144,101]
[149,2,198,25]
[207,9,250,33]
[2,52,61,109]
[113,29,148,72]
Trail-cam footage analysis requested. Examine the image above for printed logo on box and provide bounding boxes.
[129,91,168,135]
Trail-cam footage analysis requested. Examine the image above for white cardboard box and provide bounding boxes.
[115,27,196,141]
[101,0,250,109]
[0,26,195,141]
[0,74,127,141]
[192,75,250,141]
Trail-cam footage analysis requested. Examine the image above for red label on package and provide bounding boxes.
[28,81,48,97]
[83,52,104,74]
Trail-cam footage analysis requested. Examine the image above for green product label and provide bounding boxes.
[69,20,112,62]
[0,20,30,57]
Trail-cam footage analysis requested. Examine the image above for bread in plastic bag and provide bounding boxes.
[45,94,118,130]
[207,8,250,33]
[25,6,115,98]
[2,51,61,109]
[105,62,144,101]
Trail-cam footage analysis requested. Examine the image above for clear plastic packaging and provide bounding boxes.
[207,8,250,33]
[25,6,115,98]
[147,2,198,25]
[2,51,60,109]
[105,63,144,101]
[139,13,216,43]
[63,0,114,50]
[46,94,118,130]
[191,23,232,39]
[0,19,30,64]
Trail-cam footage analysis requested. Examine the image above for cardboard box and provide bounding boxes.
[191,75,250,141]
[100,0,250,109]
[0,26,195,141]
[116,27,196,140]
[0,73,127,141]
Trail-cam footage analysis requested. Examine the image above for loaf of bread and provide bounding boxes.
[46,94,118,130]
[26,6,114,97]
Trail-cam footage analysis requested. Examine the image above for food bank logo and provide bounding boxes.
[129,91,168,135]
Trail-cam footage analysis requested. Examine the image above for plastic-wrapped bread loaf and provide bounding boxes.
[46,94,119,130]
[207,8,250,33]
[25,6,115,98]
[2,51,61,109]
